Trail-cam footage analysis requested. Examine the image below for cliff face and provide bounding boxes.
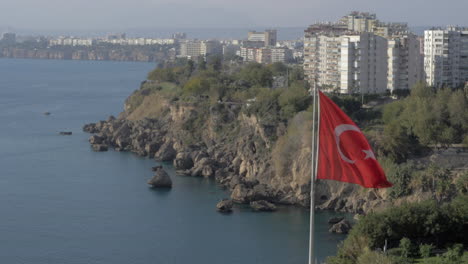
[83,87,428,214]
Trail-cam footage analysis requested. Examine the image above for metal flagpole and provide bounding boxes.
[308,83,319,264]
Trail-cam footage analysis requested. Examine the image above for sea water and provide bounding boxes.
[0,58,349,264]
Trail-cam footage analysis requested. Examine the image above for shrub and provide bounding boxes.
[419,244,434,258]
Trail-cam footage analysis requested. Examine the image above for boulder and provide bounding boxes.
[250,200,277,212]
[173,152,194,170]
[328,217,345,225]
[92,144,108,152]
[329,219,352,234]
[147,167,172,188]
[89,135,104,144]
[216,199,233,213]
[59,131,72,135]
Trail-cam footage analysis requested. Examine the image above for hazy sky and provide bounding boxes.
[1,0,467,31]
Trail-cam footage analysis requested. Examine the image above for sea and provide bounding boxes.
[0,58,349,264]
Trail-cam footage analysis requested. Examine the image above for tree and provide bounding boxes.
[182,77,210,96]
[399,238,412,258]
[411,82,434,98]
[206,55,222,72]
[268,62,287,75]
[197,56,207,71]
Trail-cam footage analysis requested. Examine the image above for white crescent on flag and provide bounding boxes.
[334,124,376,164]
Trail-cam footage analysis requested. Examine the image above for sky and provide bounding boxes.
[1,0,467,32]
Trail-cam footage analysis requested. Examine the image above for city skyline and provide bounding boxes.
[1,0,467,32]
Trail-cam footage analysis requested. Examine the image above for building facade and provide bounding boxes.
[424,27,468,88]
[179,40,222,59]
[340,33,388,94]
[247,30,277,47]
[304,24,388,94]
[387,34,424,92]
[304,12,424,94]
[239,47,292,64]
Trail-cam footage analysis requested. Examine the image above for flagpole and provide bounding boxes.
[308,84,318,264]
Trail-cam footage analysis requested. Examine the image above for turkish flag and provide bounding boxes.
[316,91,392,188]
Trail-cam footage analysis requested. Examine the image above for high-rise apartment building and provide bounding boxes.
[340,33,388,94]
[304,24,388,94]
[387,34,424,92]
[304,12,424,94]
[424,27,468,88]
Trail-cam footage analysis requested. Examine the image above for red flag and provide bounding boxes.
[316,91,392,188]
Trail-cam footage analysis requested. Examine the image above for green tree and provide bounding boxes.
[399,238,413,258]
[182,77,210,96]
[268,62,288,75]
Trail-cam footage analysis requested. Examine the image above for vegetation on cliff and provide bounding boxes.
[85,57,468,261]
[327,194,468,264]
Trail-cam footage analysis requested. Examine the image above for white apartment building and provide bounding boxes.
[304,24,388,94]
[239,47,292,64]
[387,34,424,92]
[270,48,293,63]
[424,27,468,88]
[304,13,425,94]
[178,40,222,59]
[49,37,94,46]
[340,33,388,94]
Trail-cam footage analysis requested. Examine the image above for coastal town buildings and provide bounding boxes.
[304,12,424,94]
[48,36,175,47]
[49,37,94,46]
[237,29,294,64]
[248,30,277,47]
[304,24,388,94]
[1,33,16,45]
[178,40,222,59]
[424,26,468,88]
[239,47,293,64]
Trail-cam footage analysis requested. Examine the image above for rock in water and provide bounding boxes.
[59,131,72,135]
[89,135,104,144]
[250,200,277,212]
[92,144,108,152]
[43,112,51,116]
[216,199,233,213]
[147,167,172,188]
[329,219,352,234]
[328,217,344,225]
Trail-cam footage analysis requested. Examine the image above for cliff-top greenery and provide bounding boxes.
[131,56,468,263]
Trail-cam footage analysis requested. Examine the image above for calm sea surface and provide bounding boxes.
[0,58,348,264]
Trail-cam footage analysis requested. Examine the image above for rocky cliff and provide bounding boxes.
[82,84,436,214]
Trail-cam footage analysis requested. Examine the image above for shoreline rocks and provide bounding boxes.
[92,144,108,152]
[328,217,345,225]
[329,219,352,234]
[147,166,172,188]
[216,199,233,213]
[250,200,277,212]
